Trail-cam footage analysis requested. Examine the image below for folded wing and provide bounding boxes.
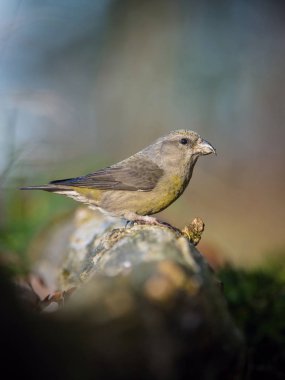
[50,156,164,192]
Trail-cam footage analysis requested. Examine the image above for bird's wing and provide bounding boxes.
[50,156,164,191]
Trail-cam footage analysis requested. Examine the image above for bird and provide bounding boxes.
[21,130,216,225]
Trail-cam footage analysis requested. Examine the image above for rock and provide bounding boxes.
[29,208,245,379]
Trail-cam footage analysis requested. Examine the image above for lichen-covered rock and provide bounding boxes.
[31,208,124,290]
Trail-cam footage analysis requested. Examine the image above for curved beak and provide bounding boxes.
[196,138,216,156]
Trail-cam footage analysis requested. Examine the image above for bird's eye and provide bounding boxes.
[179,138,189,145]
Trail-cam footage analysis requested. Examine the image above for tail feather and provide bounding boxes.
[20,185,69,192]
[20,184,98,207]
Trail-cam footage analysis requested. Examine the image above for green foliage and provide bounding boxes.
[219,262,285,379]
[0,186,75,269]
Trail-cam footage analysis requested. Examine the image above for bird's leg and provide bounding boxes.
[124,212,160,225]
[123,212,181,235]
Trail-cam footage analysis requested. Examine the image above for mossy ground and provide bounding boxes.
[219,260,285,379]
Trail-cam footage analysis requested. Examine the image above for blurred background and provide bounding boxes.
[0,0,285,268]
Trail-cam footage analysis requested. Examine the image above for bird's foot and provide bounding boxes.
[124,214,159,227]
[124,213,181,235]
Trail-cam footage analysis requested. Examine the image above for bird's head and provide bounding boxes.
[148,130,216,169]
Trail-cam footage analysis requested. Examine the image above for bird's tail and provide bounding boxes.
[20,185,70,192]
[20,184,99,208]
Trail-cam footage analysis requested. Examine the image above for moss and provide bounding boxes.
[219,261,285,379]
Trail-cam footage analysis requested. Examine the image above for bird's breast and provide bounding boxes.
[132,173,187,215]
[91,173,189,217]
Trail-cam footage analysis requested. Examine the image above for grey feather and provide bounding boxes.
[20,185,70,192]
[49,156,164,192]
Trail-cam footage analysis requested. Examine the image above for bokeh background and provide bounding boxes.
[1,0,285,267]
